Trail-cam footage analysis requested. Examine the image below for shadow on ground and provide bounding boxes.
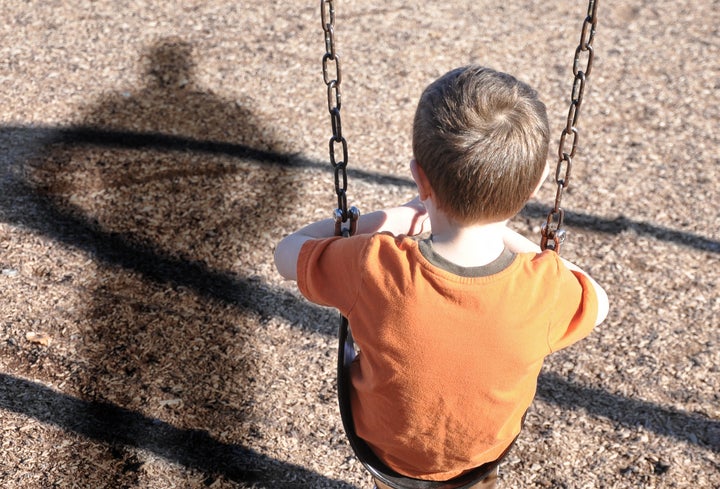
[0,37,348,487]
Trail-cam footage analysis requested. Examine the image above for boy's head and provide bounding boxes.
[412,65,550,224]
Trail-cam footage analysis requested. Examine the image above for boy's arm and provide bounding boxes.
[274,197,428,281]
[502,226,609,326]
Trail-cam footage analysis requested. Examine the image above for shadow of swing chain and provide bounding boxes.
[0,373,358,488]
[1,124,717,254]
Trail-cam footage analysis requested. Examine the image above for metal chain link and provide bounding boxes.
[321,0,359,237]
[540,0,599,253]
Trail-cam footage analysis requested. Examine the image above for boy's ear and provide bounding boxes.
[530,161,551,198]
[410,159,432,200]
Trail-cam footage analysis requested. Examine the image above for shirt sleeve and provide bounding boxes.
[296,234,369,316]
[546,255,600,352]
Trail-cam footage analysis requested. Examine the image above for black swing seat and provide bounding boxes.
[337,318,514,489]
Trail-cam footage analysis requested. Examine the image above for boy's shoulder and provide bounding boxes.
[300,231,415,265]
[514,249,575,278]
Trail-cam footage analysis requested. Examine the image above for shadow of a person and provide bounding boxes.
[31,37,293,267]
[18,37,330,487]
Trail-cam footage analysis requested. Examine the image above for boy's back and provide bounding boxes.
[297,232,600,480]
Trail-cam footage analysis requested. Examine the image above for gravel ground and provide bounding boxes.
[0,1,718,488]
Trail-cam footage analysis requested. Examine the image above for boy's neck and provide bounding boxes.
[428,213,507,268]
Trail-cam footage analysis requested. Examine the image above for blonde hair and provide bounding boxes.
[412,65,549,223]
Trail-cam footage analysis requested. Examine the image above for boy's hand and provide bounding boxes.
[402,196,430,236]
[275,196,430,281]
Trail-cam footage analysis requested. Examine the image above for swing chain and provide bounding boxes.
[541,0,598,253]
[321,0,359,237]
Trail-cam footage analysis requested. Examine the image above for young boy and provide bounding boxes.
[274,65,609,487]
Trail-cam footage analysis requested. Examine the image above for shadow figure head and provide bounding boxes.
[143,37,196,89]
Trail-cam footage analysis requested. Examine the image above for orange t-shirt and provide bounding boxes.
[297,233,598,481]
